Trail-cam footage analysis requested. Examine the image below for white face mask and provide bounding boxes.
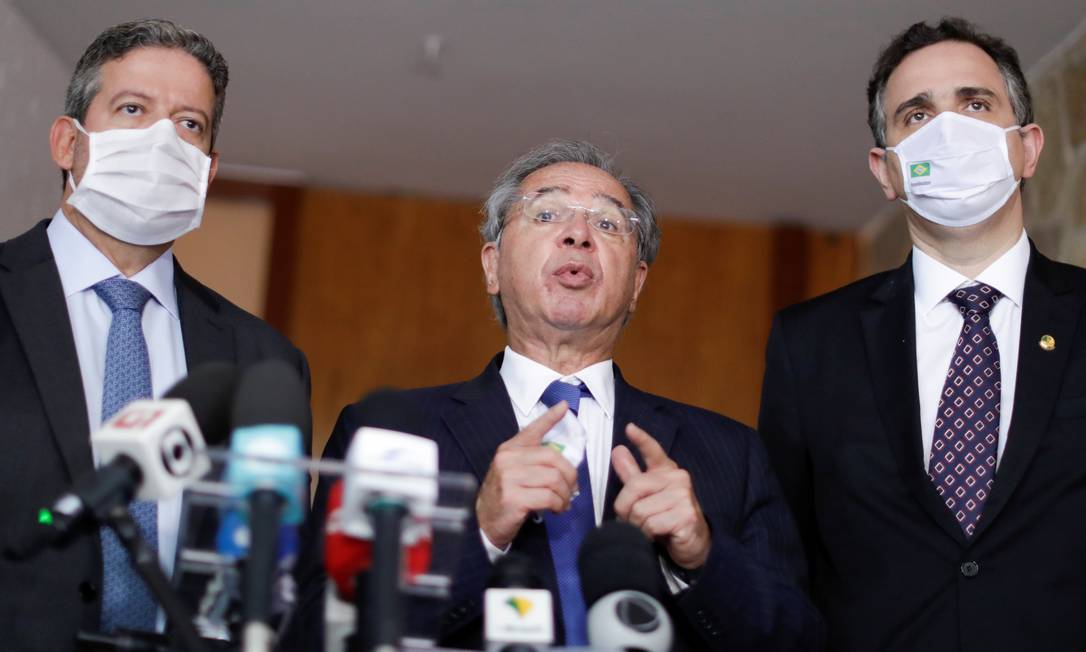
[67,118,212,245]
[885,112,1020,228]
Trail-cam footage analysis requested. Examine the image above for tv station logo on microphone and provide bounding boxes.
[485,588,554,643]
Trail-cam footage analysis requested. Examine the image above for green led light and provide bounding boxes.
[37,509,54,526]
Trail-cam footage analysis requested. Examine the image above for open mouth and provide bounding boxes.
[553,262,595,288]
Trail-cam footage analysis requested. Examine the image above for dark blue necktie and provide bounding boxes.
[94,277,159,632]
[928,284,1002,537]
[539,379,595,645]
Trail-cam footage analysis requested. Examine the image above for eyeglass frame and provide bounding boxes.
[504,191,642,238]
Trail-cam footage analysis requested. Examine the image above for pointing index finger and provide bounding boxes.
[509,401,568,447]
[625,422,675,471]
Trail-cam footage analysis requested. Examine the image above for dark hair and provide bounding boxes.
[866,17,1032,147]
[65,18,229,146]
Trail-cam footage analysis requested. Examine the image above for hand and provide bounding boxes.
[476,402,578,549]
[612,423,711,570]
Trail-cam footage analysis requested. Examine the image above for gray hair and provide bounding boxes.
[480,139,660,326]
[65,18,229,147]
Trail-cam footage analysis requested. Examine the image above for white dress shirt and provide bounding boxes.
[913,230,1028,470]
[46,211,188,611]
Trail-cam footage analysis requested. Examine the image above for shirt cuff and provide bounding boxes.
[480,527,512,563]
[658,555,691,594]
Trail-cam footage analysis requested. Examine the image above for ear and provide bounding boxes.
[481,241,500,296]
[207,151,220,185]
[627,261,649,314]
[1016,124,1045,180]
[49,116,79,174]
[868,147,899,200]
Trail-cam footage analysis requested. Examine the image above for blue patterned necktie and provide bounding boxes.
[539,379,595,645]
[928,284,1002,537]
[94,277,159,632]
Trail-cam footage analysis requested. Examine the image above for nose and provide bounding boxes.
[557,210,594,250]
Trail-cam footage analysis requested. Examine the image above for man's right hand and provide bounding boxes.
[476,402,578,549]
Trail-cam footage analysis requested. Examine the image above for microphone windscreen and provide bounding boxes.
[231,359,307,430]
[163,361,239,446]
[578,521,661,606]
[488,552,543,589]
[350,388,427,437]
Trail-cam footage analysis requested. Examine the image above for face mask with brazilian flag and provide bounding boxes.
[886,111,1021,228]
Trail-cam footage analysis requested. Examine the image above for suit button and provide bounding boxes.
[960,561,980,578]
[78,581,98,603]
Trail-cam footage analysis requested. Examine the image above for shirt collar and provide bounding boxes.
[47,210,179,319]
[499,345,615,418]
[911,229,1029,316]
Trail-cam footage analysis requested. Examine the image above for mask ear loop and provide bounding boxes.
[66,118,91,191]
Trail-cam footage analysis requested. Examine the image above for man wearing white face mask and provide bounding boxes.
[0,19,310,651]
[759,17,1086,652]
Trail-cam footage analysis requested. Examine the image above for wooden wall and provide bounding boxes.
[252,185,857,456]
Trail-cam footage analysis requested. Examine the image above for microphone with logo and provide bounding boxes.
[322,389,438,652]
[224,360,308,652]
[578,521,673,652]
[484,552,555,652]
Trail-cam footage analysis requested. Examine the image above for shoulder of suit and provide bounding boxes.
[626,382,755,438]
[775,265,902,324]
[176,266,298,348]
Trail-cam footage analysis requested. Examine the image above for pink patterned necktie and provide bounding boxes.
[928,283,1002,537]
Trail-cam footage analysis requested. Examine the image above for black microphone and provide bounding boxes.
[5,362,238,559]
[484,552,555,652]
[225,359,308,652]
[578,521,673,652]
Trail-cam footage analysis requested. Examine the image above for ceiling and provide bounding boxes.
[12,1,1084,230]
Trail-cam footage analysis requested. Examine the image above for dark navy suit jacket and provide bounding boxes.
[760,245,1086,652]
[288,353,822,651]
[0,220,311,652]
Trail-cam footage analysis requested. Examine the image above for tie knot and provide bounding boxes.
[94,277,152,313]
[540,379,593,415]
[947,284,1001,317]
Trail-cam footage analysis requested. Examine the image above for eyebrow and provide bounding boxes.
[892,85,1001,121]
[532,185,627,209]
[107,90,211,124]
[956,86,999,104]
[892,91,932,121]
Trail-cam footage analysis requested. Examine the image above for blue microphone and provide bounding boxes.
[225,360,308,652]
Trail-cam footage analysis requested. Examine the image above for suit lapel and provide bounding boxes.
[603,367,678,520]
[175,263,235,369]
[861,258,968,546]
[0,222,93,481]
[973,247,1080,538]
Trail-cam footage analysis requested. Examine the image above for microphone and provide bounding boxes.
[325,389,438,652]
[224,359,308,652]
[578,521,673,652]
[5,362,237,558]
[484,552,555,652]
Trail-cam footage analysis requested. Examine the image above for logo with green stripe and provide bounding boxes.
[910,162,932,178]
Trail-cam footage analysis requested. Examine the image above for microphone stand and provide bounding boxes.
[350,498,407,652]
[101,504,211,652]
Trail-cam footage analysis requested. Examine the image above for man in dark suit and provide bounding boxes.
[289,140,821,651]
[0,19,309,651]
[759,18,1085,652]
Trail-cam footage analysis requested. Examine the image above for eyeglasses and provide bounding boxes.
[518,192,640,236]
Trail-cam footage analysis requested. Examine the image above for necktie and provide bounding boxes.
[94,277,159,632]
[540,379,595,646]
[928,284,1002,537]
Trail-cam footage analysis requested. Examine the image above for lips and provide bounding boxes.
[553,261,595,289]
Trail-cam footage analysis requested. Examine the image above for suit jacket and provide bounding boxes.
[0,219,311,652]
[287,353,822,651]
[759,245,1086,652]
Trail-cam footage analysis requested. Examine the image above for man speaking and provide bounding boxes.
[291,140,821,651]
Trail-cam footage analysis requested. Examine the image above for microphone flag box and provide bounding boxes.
[484,588,555,645]
[94,398,210,501]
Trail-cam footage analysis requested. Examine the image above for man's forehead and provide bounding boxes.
[520,162,632,208]
[97,47,214,102]
[885,40,1006,104]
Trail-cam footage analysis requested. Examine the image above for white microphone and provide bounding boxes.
[484,552,555,652]
[579,521,673,652]
[5,363,236,557]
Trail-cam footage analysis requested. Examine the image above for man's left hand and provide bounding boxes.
[612,423,711,570]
